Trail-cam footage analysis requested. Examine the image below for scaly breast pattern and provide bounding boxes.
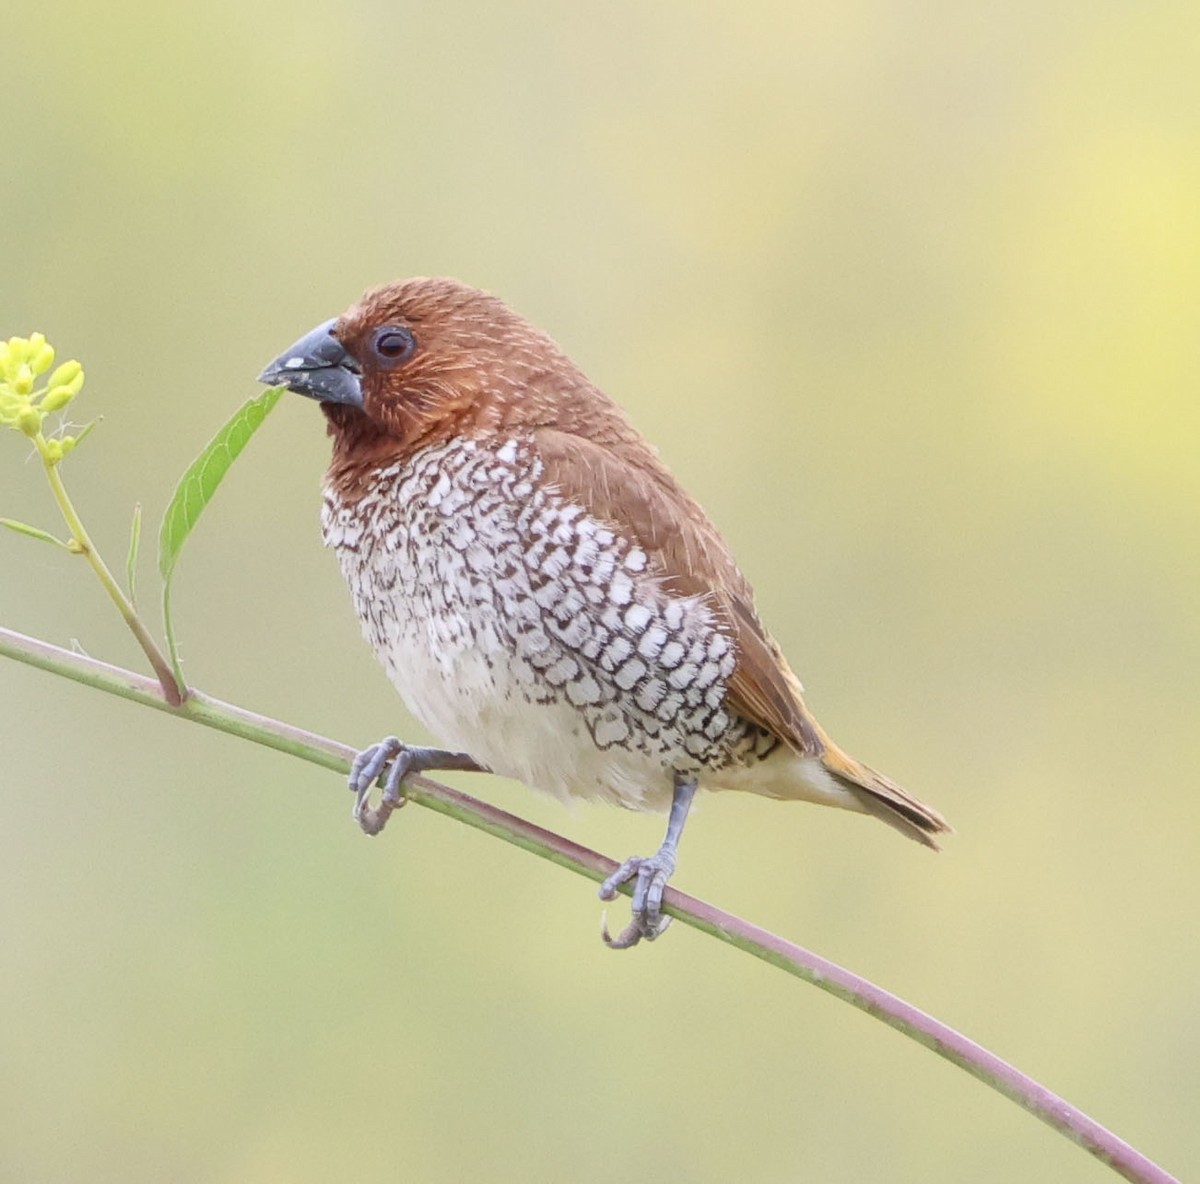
[321,436,774,809]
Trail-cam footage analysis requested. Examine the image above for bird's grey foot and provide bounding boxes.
[348,737,476,836]
[597,774,697,950]
[598,848,678,948]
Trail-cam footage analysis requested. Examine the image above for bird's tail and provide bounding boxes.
[820,742,951,850]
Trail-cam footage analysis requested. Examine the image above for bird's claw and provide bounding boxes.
[598,849,677,949]
[348,736,419,836]
[348,738,480,835]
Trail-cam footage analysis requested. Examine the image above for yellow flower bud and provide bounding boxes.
[43,438,63,463]
[47,359,82,390]
[12,364,34,396]
[31,341,55,376]
[60,435,77,455]
[41,385,76,412]
[5,337,31,370]
[0,338,83,430]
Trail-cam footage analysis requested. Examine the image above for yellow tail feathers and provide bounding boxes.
[820,743,951,850]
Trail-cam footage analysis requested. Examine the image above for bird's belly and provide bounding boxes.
[323,441,773,812]
[393,637,680,810]
[355,589,681,811]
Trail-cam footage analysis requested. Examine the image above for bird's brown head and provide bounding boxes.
[259,278,606,477]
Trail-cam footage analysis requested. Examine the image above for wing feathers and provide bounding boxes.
[535,427,822,755]
[533,426,950,847]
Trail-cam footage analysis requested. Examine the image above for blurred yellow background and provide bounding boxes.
[2,3,1197,1181]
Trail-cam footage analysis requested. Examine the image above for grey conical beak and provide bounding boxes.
[257,317,364,409]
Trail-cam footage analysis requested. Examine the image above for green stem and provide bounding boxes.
[0,622,1181,1184]
[37,439,184,705]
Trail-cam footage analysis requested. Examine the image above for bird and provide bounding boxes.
[258,277,950,948]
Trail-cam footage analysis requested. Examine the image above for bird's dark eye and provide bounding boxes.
[370,325,416,367]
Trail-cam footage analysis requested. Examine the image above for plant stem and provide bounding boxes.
[36,439,184,705]
[0,623,1180,1184]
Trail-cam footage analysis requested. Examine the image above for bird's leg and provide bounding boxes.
[598,773,697,949]
[348,736,480,836]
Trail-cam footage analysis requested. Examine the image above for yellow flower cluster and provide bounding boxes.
[0,334,86,459]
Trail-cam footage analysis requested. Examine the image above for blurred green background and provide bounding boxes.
[2,3,1197,1181]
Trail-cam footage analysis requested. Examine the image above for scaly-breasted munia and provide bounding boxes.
[259,278,950,948]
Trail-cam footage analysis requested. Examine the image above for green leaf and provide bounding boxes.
[0,517,71,550]
[126,502,142,607]
[158,386,284,581]
[158,386,285,685]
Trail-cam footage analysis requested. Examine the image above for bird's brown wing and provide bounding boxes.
[534,427,824,756]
